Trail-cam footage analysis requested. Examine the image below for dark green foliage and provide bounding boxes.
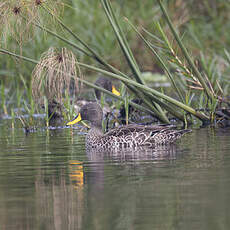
[0,0,230,127]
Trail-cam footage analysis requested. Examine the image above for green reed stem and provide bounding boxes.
[0,49,157,118]
[77,62,209,121]
[143,92,186,122]
[11,108,15,129]
[124,95,129,125]
[31,3,167,122]
[29,7,133,83]
[134,90,169,123]
[43,97,49,127]
[101,0,144,85]
[1,81,8,115]
[0,48,209,122]
[26,18,92,58]
[101,0,170,121]
[41,5,113,67]
[16,84,23,109]
[157,0,213,99]
[125,18,185,103]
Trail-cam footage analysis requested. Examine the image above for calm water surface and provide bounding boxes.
[0,120,230,230]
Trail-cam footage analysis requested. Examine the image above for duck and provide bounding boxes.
[94,76,120,100]
[67,102,191,149]
[47,77,120,126]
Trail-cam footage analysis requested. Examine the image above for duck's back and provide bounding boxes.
[86,124,191,149]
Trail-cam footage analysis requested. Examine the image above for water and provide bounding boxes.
[0,121,230,230]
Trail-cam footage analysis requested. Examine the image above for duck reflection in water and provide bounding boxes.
[86,144,178,162]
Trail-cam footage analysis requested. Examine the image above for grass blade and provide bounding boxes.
[157,0,213,99]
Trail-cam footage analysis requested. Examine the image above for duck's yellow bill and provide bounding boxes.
[67,113,82,126]
[112,85,120,96]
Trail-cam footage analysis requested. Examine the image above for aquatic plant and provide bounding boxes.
[0,0,63,46]
[0,0,230,127]
[32,47,82,103]
[0,81,8,116]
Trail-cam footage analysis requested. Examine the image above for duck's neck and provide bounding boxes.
[88,125,104,137]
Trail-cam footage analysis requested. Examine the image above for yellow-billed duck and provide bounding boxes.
[67,102,191,149]
[47,77,120,125]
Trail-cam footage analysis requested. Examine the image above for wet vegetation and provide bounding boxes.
[1,0,230,129]
[1,2,230,229]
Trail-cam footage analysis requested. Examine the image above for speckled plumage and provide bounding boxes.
[86,124,191,150]
[70,103,191,150]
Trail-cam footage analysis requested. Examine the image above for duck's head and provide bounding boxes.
[94,77,120,100]
[67,103,103,128]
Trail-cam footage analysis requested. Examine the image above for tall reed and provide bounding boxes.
[0,0,229,127]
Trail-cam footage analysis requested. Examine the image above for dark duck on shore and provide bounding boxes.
[67,103,191,149]
[94,76,120,100]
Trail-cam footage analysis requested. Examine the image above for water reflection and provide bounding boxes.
[0,126,230,229]
[69,160,84,188]
[83,144,188,230]
[35,169,84,230]
[86,144,178,163]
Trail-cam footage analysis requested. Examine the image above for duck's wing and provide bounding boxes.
[104,124,174,138]
[149,129,192,144]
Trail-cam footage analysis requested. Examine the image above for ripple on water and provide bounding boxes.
[0,126,230,229]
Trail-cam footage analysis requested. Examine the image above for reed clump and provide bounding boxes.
[0,0,230,128]
[32,47,82,103]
